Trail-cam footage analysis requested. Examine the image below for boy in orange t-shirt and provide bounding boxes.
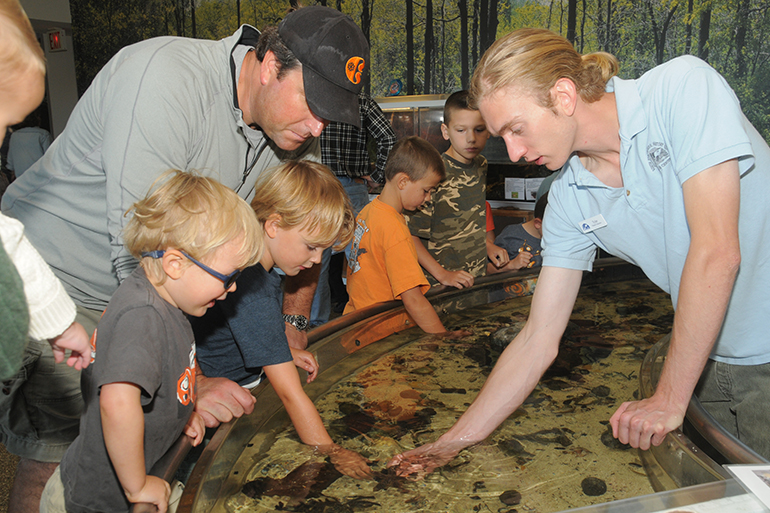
[345,137,466,336]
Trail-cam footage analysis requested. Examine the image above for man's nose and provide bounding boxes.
[309,114,327,137]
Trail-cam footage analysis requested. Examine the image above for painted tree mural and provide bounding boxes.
[69,0,770,139]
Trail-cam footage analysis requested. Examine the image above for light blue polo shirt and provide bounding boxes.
[542,55,770,364]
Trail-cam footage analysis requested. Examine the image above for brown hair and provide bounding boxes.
[470,28,618,110]
[255,25,300,80]
[250,160,354,252]
[384,136,446,183]
[443,90,474,125]
[124,170,262,283]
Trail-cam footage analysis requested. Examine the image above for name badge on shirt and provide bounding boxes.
[579,214,607,234]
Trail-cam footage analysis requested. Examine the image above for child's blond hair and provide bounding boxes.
[124,170,262,283]
[0,0,45,91]
[250,161,354,252]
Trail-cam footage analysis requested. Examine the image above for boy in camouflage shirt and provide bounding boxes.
[406,90,493,287]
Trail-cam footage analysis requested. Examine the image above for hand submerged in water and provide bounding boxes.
[315,444,372,480]
[386,439,473,479]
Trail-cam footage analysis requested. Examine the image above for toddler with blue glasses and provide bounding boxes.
[40,170,262,513]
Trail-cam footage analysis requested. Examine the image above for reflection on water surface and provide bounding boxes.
[227,279,674,512]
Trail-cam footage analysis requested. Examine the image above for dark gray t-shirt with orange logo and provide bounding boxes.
[60,266,195,513]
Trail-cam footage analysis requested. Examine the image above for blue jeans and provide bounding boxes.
[310,177,371,327]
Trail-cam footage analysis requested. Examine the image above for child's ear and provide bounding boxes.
[441,123,450,141]
[534,218,543,233]
[396,173,410,190]
[264,213,282,238]
[161,249,187,280]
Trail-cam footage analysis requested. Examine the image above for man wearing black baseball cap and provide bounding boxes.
[238,6,369,149]
[2,6,369,510]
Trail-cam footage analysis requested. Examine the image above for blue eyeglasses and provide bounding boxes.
[141,250,241,290]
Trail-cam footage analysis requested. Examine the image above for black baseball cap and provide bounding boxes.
[279,6,369,128]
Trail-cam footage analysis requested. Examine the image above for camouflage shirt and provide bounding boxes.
[406,153,488,283]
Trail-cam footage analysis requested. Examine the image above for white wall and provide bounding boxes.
[20,0,79,138]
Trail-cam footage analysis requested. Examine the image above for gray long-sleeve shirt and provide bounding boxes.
[2,25,318,310]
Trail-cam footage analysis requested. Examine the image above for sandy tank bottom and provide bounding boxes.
[225,279,674,512]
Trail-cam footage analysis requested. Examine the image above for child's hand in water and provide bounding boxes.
[437,329,473,340]
[291,348,319,382]
[316,444,372,480]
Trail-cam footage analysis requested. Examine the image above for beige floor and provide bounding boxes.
[0,444,19,513]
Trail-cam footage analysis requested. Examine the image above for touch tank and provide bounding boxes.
[149,259,761,513]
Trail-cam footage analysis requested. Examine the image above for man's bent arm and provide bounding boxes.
[611,160,741,449]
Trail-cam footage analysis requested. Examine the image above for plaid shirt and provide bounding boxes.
[320,93,396,184]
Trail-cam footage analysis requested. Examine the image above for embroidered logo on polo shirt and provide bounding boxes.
[647,142,670,171]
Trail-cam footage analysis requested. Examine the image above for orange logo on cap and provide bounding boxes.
[346,57,365,85]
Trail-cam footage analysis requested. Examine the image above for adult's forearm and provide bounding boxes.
[437,267,581,444]
[282,265,320,317]
[655,245,739,412]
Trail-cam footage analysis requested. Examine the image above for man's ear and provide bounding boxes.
[264,213,282,238]
[441,123,450,141]
[161,249,187,280]
[552,77,578,116]
[259,49,278,86]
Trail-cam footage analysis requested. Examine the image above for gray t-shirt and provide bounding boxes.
[60,267,196,513]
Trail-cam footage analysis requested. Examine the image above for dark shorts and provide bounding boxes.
[0,306,100,462]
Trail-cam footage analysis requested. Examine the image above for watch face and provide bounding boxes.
[295,316,309,331]
[285,314,309,331]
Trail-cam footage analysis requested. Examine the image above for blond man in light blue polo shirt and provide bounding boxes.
[389,28,770,477]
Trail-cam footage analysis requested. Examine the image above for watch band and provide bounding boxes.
[282,314,309,331]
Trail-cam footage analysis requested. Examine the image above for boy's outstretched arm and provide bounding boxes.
[263,362,371,479]
[101,382,171,512]
[290,347,319,383]
[411,235,474,289]
[400,287,469,339]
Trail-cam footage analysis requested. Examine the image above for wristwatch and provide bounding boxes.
[283,314,309,332]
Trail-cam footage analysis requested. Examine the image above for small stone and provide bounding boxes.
[601,427,631,450]
[581,477,607,496]
[499,489,522,505]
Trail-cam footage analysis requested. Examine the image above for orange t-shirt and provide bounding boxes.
[345,197,430,314]
[486,201,494,232]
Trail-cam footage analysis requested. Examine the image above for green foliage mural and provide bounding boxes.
[70,0,770,139]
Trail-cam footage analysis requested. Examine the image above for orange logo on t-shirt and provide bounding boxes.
[345,57,365,85]
[177,343,197,405]
[177,368,195,405]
